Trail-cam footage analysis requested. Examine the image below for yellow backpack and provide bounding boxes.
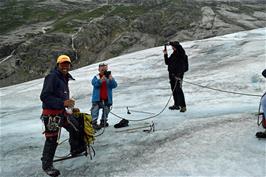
[73,112,95,145]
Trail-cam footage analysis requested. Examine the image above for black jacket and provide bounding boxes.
[262,69,266,78]
[40,68,74,110]
[164,51,186,77]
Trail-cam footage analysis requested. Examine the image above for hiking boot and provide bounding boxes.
[41,137,58,176]
[256,131,266,138]
[92,122,101,131]
[114,119,129,128]
[43,166,60,177]
[180,107,187,112]
[100,120,109,128]
[169,105,180,110]
[71,146,87,156]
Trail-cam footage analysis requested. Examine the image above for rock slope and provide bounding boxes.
[0,0,265,87]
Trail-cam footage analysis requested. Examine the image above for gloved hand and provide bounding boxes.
[175,76,181,81]
[64,99,75,108]
[72,108,80,113]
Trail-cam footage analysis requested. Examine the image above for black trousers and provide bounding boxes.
[169,73,186,107]
[41,115,85,170]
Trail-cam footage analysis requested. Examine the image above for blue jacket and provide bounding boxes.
[91,74,117,105]
[40,68,74,110]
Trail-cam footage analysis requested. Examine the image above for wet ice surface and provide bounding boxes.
[0,28,265,177]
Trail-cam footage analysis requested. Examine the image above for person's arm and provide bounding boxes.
[164,50,169,65]
[91,75,102,88]
[107,75,117,89]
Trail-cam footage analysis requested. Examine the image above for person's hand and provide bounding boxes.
[175,76,181,81]
[163,49,167,54]
[64,99,75,108]
[109,74,113,80]
[72,108,80,113]
[101,75,106,80]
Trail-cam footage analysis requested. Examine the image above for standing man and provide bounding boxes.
[91,63,117,130]
[40,55,86,176]
[163,41,188,112]
[256,69,266,138]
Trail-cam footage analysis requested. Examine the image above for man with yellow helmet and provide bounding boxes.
[40,55,85,176]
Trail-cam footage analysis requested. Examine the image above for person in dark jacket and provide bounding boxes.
[261,70,266,119]
[40,55,86,176]
[91,63,117,130]
[163,41,187,112]
[256,69,266,138]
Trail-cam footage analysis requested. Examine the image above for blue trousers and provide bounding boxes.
[91,101,111,123]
